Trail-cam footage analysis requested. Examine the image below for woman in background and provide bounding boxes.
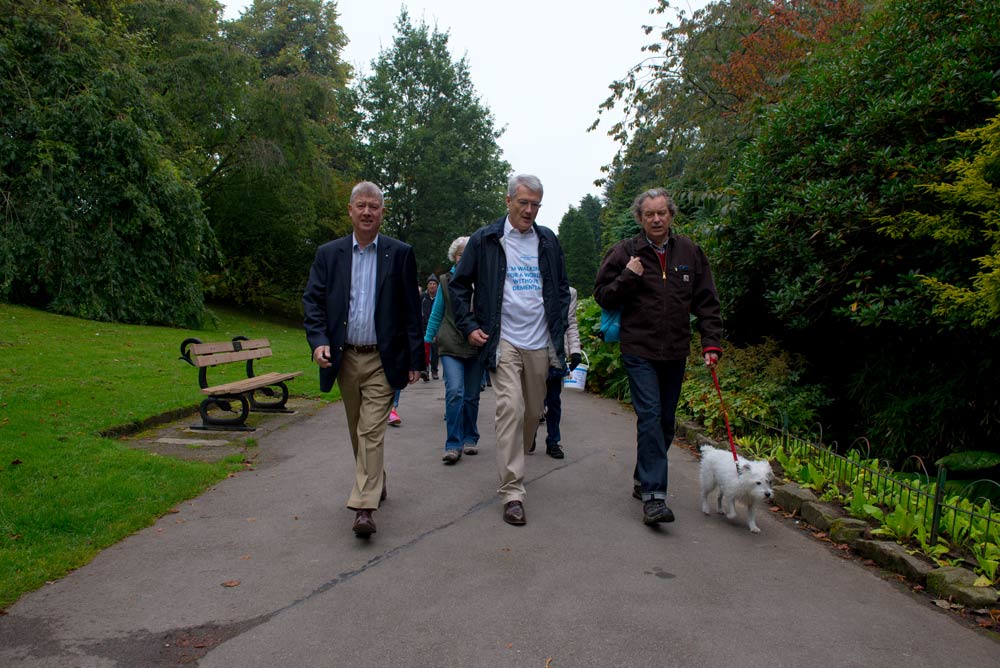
[424,237,483,464]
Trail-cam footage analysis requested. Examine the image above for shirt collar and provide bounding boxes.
[352,233,379,252]
[644,233,669,252]
[504,216,536,237]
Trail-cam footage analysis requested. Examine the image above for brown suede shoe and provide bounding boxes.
[503,500,526,526]
[352,509,376,537]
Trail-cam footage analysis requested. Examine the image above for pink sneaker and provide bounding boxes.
[388,408,401,426]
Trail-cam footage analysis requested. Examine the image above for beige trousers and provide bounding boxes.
[492,339,550,503]
[338,349,395,509]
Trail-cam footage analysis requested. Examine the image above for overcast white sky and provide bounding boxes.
[221,1,705,230]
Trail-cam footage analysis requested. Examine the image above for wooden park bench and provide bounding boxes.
[179,336,303,431]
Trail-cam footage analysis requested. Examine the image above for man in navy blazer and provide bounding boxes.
[303,181,424,537]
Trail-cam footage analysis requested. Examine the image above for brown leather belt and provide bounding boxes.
[345,344,378,354]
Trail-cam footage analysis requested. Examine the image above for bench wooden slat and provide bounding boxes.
[201,371,303,396]
[189,338,271,355]
[191,347,273,367]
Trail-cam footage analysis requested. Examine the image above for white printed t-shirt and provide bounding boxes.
[500,217,548,350]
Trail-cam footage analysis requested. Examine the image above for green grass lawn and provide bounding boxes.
[0,303,327,609]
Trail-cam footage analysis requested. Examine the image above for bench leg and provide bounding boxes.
[191,394,255,431]
[249,382,294,414]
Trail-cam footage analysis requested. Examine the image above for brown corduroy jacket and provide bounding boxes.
[593,232,723,362]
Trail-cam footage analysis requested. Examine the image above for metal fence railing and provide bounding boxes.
[731,415,1000,551]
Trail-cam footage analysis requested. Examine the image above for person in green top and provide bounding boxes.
[424,236,483,464]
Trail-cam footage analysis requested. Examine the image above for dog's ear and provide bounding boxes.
[740,462,752,474]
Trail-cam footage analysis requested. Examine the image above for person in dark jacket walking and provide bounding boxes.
[594,187,722,526]
[450,174,570,526]
[420,274,440,381]
[303,181,424,538]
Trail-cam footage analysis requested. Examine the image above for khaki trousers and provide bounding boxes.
[492,339,550,503]
[338,349,395,509]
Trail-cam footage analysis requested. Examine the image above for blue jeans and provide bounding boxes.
[441,354,483,451]
[622,354,686,501]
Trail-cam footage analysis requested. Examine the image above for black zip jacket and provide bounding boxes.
[449,217,570,370]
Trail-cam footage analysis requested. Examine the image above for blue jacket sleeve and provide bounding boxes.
[424,286,445,342]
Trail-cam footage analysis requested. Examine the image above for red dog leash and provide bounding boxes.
[710,366,741,477]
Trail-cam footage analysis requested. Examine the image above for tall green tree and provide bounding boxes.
[559,204,600,292]
[594,1,863,247]
[122,0,257,191]
[356,10,509,275]
[0,0,215,326]
[578,194,604,253]
[205,0,357,307]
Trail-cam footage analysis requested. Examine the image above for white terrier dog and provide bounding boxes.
[699,445,775,533]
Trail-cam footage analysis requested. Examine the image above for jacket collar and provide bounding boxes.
[487,216,547,245]
[632,230,674,251]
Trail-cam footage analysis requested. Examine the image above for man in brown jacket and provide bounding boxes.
[594,187,723,526]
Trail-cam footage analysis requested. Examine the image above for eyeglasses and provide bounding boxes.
[515,199,542,210]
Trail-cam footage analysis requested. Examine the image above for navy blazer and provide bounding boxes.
[303,233,425,392]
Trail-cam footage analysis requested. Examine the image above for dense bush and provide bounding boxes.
[678,339,828,437]
[716,0,1000,462]
[577,297,827,436]
[0,2,216,326]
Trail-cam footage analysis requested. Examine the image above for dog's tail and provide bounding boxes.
[699,444,714,456]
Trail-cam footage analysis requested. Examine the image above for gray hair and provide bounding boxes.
[507,174,543,198]
[447,236,469,263]
[350,181,384,206]
[631,188,677,222]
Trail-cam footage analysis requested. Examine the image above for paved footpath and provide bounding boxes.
[2,378,998,667]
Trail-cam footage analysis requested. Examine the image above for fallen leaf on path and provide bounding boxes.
[221,580,241,588]
[240,555,251,560]
[245,517,257,522]
[933,599,952,609]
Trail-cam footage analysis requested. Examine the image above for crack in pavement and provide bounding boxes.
[6,452,594,667]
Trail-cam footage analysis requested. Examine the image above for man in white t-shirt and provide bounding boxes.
[450,174,571,526]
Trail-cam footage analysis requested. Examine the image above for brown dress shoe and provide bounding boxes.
[353,509,376,537]
[503,500,526,526]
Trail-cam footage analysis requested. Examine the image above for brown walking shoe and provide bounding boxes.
[503,500,526,526]
[352,509,376,537]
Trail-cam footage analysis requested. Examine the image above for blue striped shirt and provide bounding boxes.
[347,234,378,346]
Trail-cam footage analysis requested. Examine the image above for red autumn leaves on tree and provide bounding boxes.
[712,0,863,113]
